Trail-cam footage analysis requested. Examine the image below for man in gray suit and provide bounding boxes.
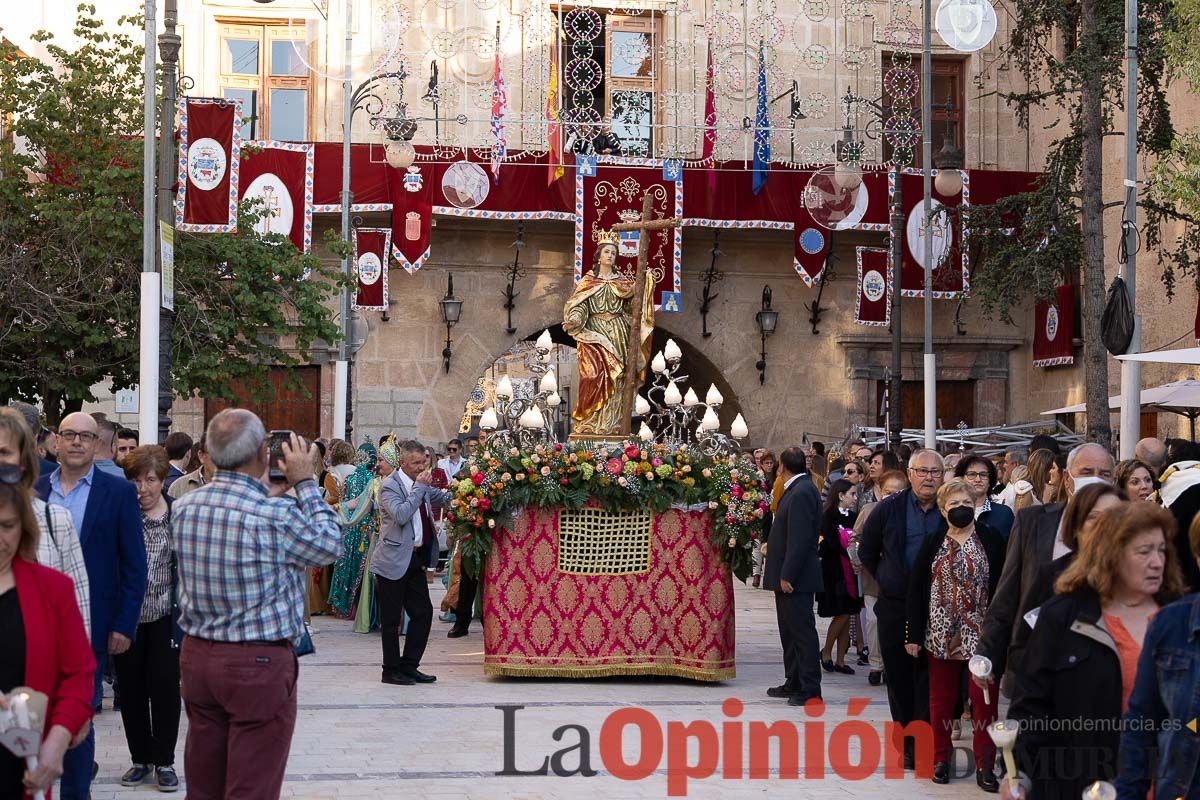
[372,439,451,685]
[762,446,823,705]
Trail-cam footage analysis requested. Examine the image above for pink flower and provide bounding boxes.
[731,484,744,499]
[540,466,551,476]
[471,472,485,486]
[560,478,569,485]
[606,458,624,476]
[725,514,736,524]
[624,445,641,459]
[651,458,663,467]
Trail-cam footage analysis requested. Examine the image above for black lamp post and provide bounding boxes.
[754,285,779,385]
[440,272,463,373]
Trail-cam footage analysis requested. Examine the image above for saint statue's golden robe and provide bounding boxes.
[562,267,655,436]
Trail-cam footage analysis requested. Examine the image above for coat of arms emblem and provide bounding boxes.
[187,137,226,191]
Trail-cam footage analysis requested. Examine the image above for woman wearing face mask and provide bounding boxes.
[0,408,90,634]
[818,479,862,674]
[905,479,1007,790]
[1115,458,1157,504]
[1003,503,1185,800]
[953,455,1015,540]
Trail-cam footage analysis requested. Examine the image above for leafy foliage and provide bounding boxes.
[448,441,767,582]
[0,5,341,421]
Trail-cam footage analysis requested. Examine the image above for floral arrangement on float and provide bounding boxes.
[446,440,767,582]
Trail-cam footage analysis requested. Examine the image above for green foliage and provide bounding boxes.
[0,5,341,420]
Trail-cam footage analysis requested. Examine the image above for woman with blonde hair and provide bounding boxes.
[1004,502,1185,800]
[1025,449,1057,506]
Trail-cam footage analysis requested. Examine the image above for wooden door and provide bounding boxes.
[204,366,321,440]
[877,379,975,429]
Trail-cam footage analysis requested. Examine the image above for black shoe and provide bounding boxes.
[447,626,469,638]
[402,668,437,683]
[856,652,870,666]
[155,766,180,793]
[976,765,999,793]
[821,659,835,672]
[932,761,950,784]
[868,670,883,686]
[381,669,415,685]
[834,664,856,675]
[903,749,916,771]
[767,683,797,698]
[786,692,822,706]
[121,764,154,786]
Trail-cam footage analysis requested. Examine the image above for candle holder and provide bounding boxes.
[987,720,1021,797]
[639,343,743,455]
[480,332,558,451]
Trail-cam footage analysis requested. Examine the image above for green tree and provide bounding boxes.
[965,0,1192,445]
[0,5,342,423]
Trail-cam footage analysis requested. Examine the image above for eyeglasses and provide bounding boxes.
[844,469,860,475]
[448,447,460,453]
[964,471,990,480]
[911,467,944,478]
[58,430,98,443]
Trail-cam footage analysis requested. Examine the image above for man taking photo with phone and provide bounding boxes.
[173,409,341,799]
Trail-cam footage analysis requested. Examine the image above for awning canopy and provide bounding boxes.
[1115,347,1200,365]
[1042,379,1200,419]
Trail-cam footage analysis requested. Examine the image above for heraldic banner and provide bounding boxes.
[890,170,969,297]
[175,97,241,233]
[855,247,892,326]
[1034,284,1076,367]
[239,142,314,253]
[577,162,681,306]
[388,165,432,272]
[482,506,735,681]
[352,227,391,311]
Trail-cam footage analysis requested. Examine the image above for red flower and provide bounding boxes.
[560,478,569,485]
[478,498,491,511]
[471,472,485,486]
[725,514,736,524]
[554,443,563,452]
[624,445,640,460]
[731,484,744,499]
[605,457,624,476]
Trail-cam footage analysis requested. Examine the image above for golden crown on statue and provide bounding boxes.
[595,229,620,246]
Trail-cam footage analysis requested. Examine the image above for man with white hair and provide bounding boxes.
[173,409,341,799]
[974,441,1116,697]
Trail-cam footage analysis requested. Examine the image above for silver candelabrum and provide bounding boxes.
[638,338,748,456]
[479,330,560,451]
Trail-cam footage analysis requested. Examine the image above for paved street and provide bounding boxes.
[91,580,988,799]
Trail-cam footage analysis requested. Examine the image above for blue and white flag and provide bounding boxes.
[752,42,770,195]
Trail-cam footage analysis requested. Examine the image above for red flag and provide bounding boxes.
[702,40,717,195]
[546,25,563,186]
[489,22,508,184]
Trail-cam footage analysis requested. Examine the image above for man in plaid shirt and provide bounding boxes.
[173,409,340,799]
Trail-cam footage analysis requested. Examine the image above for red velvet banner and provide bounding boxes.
[577,161,680,304]
[239,142,314,252]
[891,170,967,297]
[175,98,240,233]
[856,247,891,326]
[482,506,735,681]
[387,165,432,272]
[312,142,392,210]
[352,227,390,311]
[1034,284,1076,367]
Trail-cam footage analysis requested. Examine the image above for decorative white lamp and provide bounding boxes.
[545,392,561,408]
[731,413,749,439]
[479,407,499,432]
[683,387,700,408]
[637,422,653,442]
[518,405,545,429]
[634,394,651,416]
[650,351,667,374]
[705,384,724,406]
[700,406,720,432]
[535,329,553,350]
[495,375,514,400]
[539,368,557,394]
[663,381,683,407]
[664,338,683,362]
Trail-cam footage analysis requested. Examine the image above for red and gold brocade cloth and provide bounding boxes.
[482,507,735,682]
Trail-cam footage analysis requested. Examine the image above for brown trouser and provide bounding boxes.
[180,637,297,799]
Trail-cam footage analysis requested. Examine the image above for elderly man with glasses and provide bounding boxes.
[860,448,946,772]
[35,412,147,800]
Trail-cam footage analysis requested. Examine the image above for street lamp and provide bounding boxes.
[440,273,463,373]
[754,285,779,385]
[933,97,965,196]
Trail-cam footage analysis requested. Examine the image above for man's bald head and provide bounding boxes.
[57,412,99,472]
[1134,437,1167,475]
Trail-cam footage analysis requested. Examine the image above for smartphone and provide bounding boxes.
[268,430,292,483]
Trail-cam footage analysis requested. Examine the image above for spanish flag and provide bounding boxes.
[546,25,564,186]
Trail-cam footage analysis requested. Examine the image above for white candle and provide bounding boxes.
[730,413,749,439]
[638,422,653,442]
[683,387,699,408]
[495,375,514,400]
[651,352,667,374]
[969,654,994,705]
[11,693,29,730]
[663,381,682,406]
[634,394,650,416]
[700,406,720,432]
[479,407,499,431]
[706,384,724,405]
[536,329,553,350]
[519,405,545,429]
[545,392,561,408]
[664,338,683,361]
[539,368,557,394]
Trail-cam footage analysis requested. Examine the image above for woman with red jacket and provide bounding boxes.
[0,480,95,799]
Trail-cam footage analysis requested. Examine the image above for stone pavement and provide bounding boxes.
[90,580,990,799]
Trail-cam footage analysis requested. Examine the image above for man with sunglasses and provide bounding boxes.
[35,412,147,800]
[437,438,466,481]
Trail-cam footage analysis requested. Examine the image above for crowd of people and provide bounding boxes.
[754,434,1200,797]
[2,395,1199,798]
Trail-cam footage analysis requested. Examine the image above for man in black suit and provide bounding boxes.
[974,442,1116,698]
[762,447,823,705]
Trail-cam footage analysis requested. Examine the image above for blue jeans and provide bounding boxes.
[59,652,103,800]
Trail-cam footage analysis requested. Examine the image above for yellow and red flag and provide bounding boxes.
[546,25,564,186]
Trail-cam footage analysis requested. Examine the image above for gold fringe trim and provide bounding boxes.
[483,662,735,682]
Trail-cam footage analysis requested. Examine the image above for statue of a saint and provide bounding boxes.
[563,235,655,436]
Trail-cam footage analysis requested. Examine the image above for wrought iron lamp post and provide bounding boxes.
[439,273,463,373]
[754,286,779,385]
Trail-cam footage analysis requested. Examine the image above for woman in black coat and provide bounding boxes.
[818,478,862,674]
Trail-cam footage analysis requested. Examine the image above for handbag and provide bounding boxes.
[294,624,315,657]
